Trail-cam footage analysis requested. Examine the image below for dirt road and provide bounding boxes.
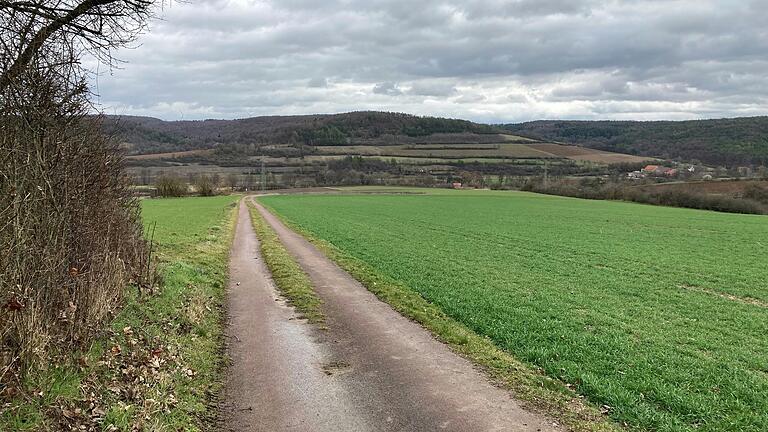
[221,198,561,431]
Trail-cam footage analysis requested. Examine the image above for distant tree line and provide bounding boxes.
[503,117,768,167]
[516,178,768,215]
[107,111,500,155]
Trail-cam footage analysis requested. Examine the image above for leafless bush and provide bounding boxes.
[155,175,188,197]
[743,183,768,204]
[521,179,767,215]
[0,85,151,377]
[193,174,218,196]
[1,0,158,378]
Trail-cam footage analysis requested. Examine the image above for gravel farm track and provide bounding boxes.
[219,197,562,432]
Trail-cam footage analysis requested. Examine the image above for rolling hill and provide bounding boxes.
[108,111,649,166]
[503,117,768,167]
[112,112,651,188]
[105,111,498,155]
[111,112,768,190]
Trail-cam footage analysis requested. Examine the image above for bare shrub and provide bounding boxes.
[521,179,767,215]
[1,0,158,378]
[155,175,188,197]
[193,175,218,196]
[743,183,768,204]
[0,84,150,376]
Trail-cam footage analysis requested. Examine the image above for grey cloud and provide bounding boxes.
[454,94,487,104]
[407,81,457,97]
[307,77,328,88]
[94,0,768,122]
[373,82,403,96]
[507,93,530,103]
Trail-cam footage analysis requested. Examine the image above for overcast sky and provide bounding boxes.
[93,0,768,123]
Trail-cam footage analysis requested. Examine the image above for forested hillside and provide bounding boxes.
[503,117,768,166]
[111,113,768,168]
[106,111,497,155]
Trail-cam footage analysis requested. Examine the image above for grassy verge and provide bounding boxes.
[257,197,618,432]
[1,196,238,431]
[247,200,323,324]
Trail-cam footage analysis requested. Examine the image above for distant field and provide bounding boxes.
[500,133,538,142]
[125,155,564,184]
[314,142,648,162]
[126,141,644,164]
[314,143,556,158]
[260,189,768,432]
[126,149,213,160]
[526,143,654,163]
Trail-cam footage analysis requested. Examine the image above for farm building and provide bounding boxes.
[642,165,678,177]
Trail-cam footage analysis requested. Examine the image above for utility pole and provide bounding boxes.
[260,160,266,191]
[543,160,549,189]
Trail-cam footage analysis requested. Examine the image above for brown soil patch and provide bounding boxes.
[526,144,653,164]
[127,149,213,160]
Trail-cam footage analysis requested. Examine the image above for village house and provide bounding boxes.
[641,164,660,174]
[642,165,678,177]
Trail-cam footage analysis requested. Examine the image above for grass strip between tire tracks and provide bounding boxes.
[257,197,621,432]
[247,199,324,325]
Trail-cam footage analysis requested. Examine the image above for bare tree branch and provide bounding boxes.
[1,0,157,93]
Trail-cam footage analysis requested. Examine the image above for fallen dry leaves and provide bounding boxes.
[1,321,198,431]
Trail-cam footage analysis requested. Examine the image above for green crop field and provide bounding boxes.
[142,195,238,251]
[259,189,768,432]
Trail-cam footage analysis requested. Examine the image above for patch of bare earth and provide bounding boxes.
[679,284,768,308]
[126,149,214,160]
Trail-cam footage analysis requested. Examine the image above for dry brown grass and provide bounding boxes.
[126,149,214,160]
[526,143,654,163]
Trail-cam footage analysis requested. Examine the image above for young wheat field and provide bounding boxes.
[260,188,768,432]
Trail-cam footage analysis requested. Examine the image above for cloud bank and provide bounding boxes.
[94,0,768,122]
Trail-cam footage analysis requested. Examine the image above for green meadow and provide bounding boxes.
[260,188,768,432]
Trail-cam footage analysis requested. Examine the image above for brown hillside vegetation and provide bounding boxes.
[1,0,154,380]
[527,143,653,163]
[118,114,654,189]
[504,117,768,166]
[104,111,497,155]
[126,149,214,160]
[637,179,768,197]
